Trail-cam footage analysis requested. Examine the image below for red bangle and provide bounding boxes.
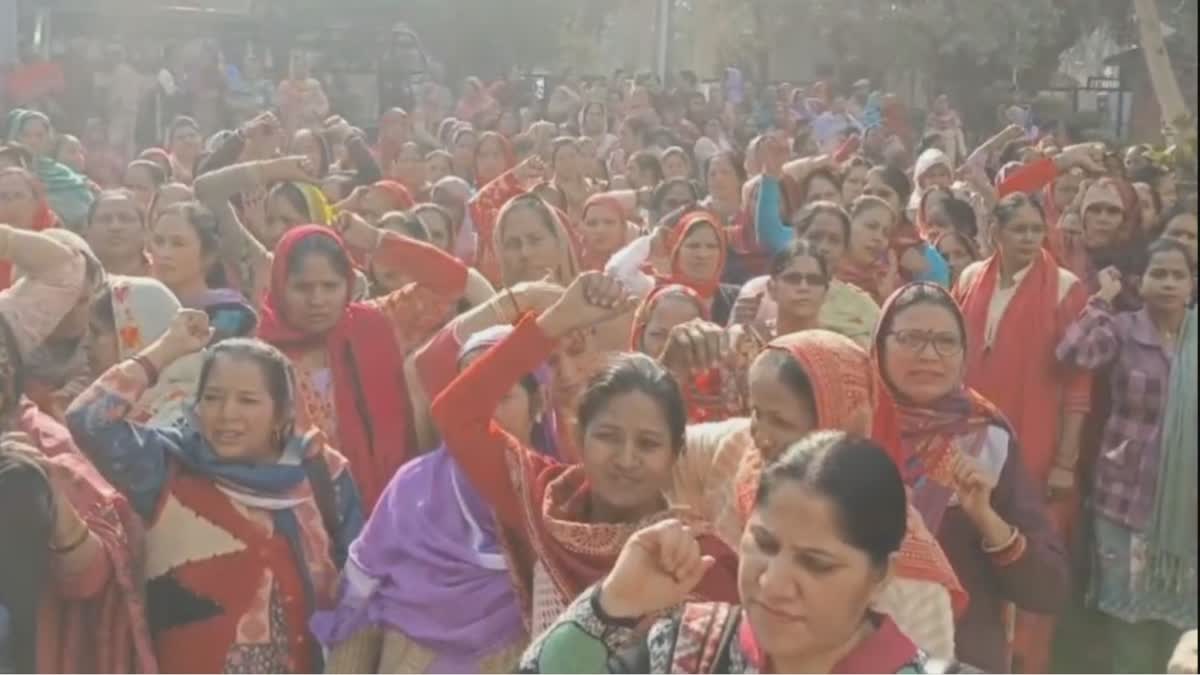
[131,355,159,386]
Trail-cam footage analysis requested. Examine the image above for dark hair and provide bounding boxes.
[652,178,702,216]
[868,164,912,208]
[630,150,665,186]
[197,338,297,440]
[1160,200,1198,235]
[551,136,578,167]
[379,210,430,241]
[940,197,978,239]
[874,283,966,388]
[285,231,354,283]
[270,182,314,222]
[998,139,1033,167]
[87,188,147,227]
[125,159,168,188]
[292,128,331,177]
[753,348,817,421]
[1146,237,1197,276]
[577,353,687,454]
[756,431,907,567]
[166,115,200,146]
[918,185,953,218]
[512,135,536,159]
[0,444,54,673]
[992,192,1046,230]
[154,201,228,288]
[799,168,843,205]
[850,194,896,223]
[769,238,830,281]
[621,117,653,149]
[503,192,564,239]
[0,142,34,169]
[935,231,981,268]
[90,284,116,333]
[841,155,872,177]
[411,203,453,240]
[791,200,851,242]
[661,145,692,170]
[703,151,747,187]
[650,127,682,150]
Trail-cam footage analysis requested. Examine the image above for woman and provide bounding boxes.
[867,165,952,288]
[752,168,881,346]
[83,189,150,277]
[953,192,1091,673]
[607,209,740,325]
[451,127,479,183]
[1056,179,1143,307]
[164,116,203,185]
[350,180,415,225]
[873,282,1070,672]
[475,131,516,192]
[313,325,557,673]
[86,275,201,426]
[194,156,331,295]
[522,433,949,673]
[1160,202,1198,268]
[630,284,740,424]
[147,200,233,302]
[661,146,693,181]
[256,219,469,511]
[5,109,94,228]
[576,193,636,271]
[390,142,429,200]
[579,101,618,161]
[425,150,454,185]
[67,315,364,673]
[123,159,168,211]
[550,137,593,221]
[838,195,898,302]
[625,150,664,191]
[431,272,740,638]
[701,152,745,228]
[842,155,871,204]
[1133,181,1163,237]
[935,232,979,287]
[1056,239,1197,672]
[0,167,58,288]
[411,203,457,257]
[277,50,330,135]
[799,167,843,206]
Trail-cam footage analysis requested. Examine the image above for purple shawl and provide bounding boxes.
[310,326,555,672]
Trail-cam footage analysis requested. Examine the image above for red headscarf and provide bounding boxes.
[474,131,516,188]
[257,225,411,511]
[371,179,416,211]
[731,330,969,617]
[0,168,58,289]
[658,210,727,300]
[575,194,635,271]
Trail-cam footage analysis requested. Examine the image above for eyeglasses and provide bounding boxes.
[887,329,962,357]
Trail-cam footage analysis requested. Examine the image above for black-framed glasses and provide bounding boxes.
[887,329,962,357]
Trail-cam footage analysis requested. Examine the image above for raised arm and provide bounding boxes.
[1056,270,1125,370]
[431,313,556,530]
[996,143,1105,199]
[343,132,383,188]
[0,225,86,355]
[603,233,656,297]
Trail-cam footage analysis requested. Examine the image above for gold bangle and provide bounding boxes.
[49,519,90,554]
[981,525,1020,554]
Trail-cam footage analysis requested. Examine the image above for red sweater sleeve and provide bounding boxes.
[431,313,556,530]
[996,157,1058,199]
[374,232,468,296]
[833,134,861,163]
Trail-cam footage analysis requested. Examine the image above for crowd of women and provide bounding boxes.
[0,66,1196,674]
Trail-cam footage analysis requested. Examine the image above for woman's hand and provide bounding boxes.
[537,271,638,339]
[1055,143,1105,174]
[333,211,382,252]
[240,112,282,160]
[259,155,315,185]
[951,454,1012,546]
[142,309,213,372]
[761,134,788,179]
[597,519,716,620]
[509,276,566,315]
[659,319,731,376]
[514,156,547,186]
[1096,266,1122,304]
